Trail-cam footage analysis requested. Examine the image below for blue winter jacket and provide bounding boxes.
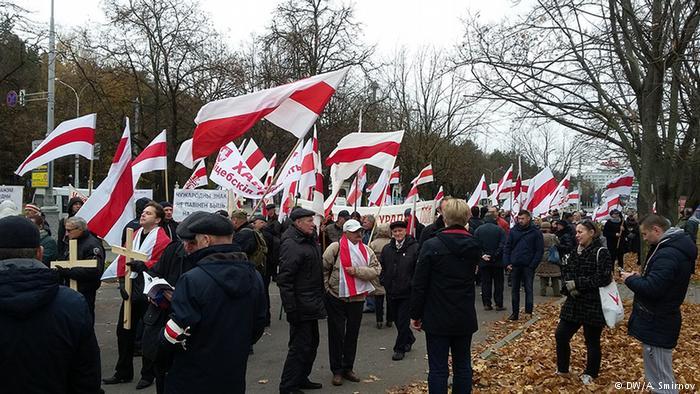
[503,222,544,269]
[625,228,697,349]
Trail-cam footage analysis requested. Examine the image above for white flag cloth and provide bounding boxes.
[368,168,391,207]
[337,235,375,298]
[602,170,634,199]
[594,194,623,222]
[176,67,350,168]
[297,138,316,200]
[183,160,208,189]
[132,129,167,185]
[467,174,489,208]
[240,138,269,181]
[547,173,571,211]
[76,118,135,247]
[490,165,513,205]
[16,113,97,176]
[524,167,558,217]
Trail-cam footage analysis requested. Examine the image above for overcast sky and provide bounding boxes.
[16,0,520,55]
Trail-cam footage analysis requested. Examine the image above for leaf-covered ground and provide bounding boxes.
[389,253,700,393]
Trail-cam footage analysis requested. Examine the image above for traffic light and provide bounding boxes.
[18,89,26,106]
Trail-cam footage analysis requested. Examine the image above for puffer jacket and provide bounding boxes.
[323,240,381,302]
[559,238,613,327]
[626,228,697,348]
[380,236,419,299]
[536,233,561,278]
[276,225,326,322]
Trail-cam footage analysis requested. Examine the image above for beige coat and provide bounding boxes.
[323,241,381,302]
[368,224,391,296]
[535,233,561,278]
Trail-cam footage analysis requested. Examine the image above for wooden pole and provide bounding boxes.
[87,147,95,196]
[164,169,170,202]
[51,239,97,290]
[250,137,304,217]
[110,228,147,330]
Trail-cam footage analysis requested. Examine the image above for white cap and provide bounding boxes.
[343,219,362,233]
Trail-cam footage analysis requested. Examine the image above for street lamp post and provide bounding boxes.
[56,78,87,188]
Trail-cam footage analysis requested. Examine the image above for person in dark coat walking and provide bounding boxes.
[277,208,327,394]
[0,216,101,394]
[473,213,506,310]
[410,199,480,394]
[622,214,697,391]
[142,212,205,394]
[160,213,266,394]
[556,220,613,385]
[503,210,544,320]
[58,216,106,319]
[57,196,84,257]
[380,220,420,361]
[603,209,626,268]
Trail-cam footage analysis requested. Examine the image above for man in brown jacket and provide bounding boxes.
[322,219,381,386]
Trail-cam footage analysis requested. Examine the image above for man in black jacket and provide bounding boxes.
[59,216,106,319]
[57,196,84,257]
[622,214,697,392]
[159,201,179,240]
[503,210,544,320]
[142,212,205,394]
[161,213,266,394]
[0,216,101,393]
[381,220,419,361]
[554,219,576,258]
[473,213,507,311]
[252,214,278,326]
[277,208,326,394]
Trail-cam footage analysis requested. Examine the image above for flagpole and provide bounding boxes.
[250,137,304,217]
[353,175,359,212]
[164,169,170,202]
[87,145,95,196]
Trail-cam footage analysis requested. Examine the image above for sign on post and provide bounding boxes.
[32,165,49,188]
[0,186,23,209]
[172,189,229,222]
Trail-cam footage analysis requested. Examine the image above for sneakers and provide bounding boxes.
[580,374,594,385]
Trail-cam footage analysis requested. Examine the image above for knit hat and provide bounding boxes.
[24,203,41,215]
[0,216,40,248]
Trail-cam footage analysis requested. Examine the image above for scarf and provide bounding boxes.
[101,226,171,280]
[338,234,375,298]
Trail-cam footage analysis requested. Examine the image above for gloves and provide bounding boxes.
[127,260,147,273]
[119,286,130,301]
[56,266,71,279]
[564,280,580,297]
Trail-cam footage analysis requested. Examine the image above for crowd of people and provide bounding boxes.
[0,196,697,394]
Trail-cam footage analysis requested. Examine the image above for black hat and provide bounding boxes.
[251,215,267,223]
[389,220,407,230]
[0,216,40,249]
[337,210,350,219]
[135,197,151,215]
[160,201,173,209]
[176,211,210,240]
[555,219,568,227]
[290,208,315,221]
[265,203,276,210]
[188,213,235,236]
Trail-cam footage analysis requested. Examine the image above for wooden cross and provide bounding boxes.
[51,239,98,291]
[111,228,148,330]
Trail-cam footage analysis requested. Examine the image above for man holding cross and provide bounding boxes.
[57,216,105,318]
[0,216,101,393]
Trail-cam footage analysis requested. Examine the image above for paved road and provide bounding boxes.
[96,276,559,394]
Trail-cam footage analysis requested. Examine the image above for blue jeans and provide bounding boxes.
[510,266,534,315]
[425,333,473,394]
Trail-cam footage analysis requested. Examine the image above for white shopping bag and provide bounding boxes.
[599,280,624,328]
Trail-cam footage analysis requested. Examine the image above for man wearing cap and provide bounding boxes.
[141,211,205,394]
[0,216,101,393]
[325,210,349,244]
[159,201,179,240]
[322,219,381,386]
[380,220,420,361]
[161,212,266,394]
[24,203,51,235]
[277,208,326,394]
[59,216,106,319]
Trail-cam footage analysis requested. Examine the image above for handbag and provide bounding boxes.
[596,248,624,328]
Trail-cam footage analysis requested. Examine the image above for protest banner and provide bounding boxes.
[0,186,23,209]
[299,199,435,226]
[173,189,228,222]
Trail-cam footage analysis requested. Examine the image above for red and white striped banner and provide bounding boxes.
[132,129,167,184]
[346,165,367,207]
[602,170,634,199]
[435,186,444,205]
[593,194,622,222]
[76,118,135,247]
[176,67,349,168]
[467,174,489,208]
[389,166,400,184]
[240,138,269,181]
[490,165,513,205]
[183,160,208,189]
[405,164,433,203]
[16,113,97,176]
[298,138,317,200]
[524,167,557,217]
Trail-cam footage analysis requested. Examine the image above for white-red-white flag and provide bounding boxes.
[389,166,400,184]
[261,153,278,217]
[593,194,622,222]
[298,138,317,200]
[524,167,558,217]
[490,165,513,205]
[467,174,489,208]
[102,226,171,280]
[279,143,305,222]
[567,190,580,205]
[76,118,135,247]
[368,168,391,207]
[183,160,208,189]
[132,130,167,184]
[346,165,367,207]
[311,128,325,223]
[16,113,97,176]
[435,186,444,204]
[240,138,269,181]
[547,173,571,211]
[602,170,634,199]
[176,67,350,168]
[405,164,434,203]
